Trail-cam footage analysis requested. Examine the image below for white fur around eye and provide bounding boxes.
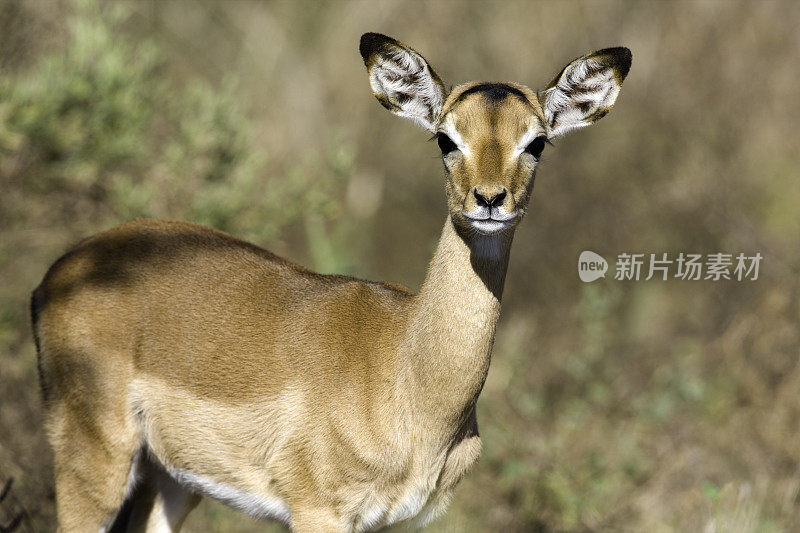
[440,122,470,157]
[512,127,546,159]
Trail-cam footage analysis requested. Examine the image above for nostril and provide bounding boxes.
[491,189,507,207]
[474,188,507,208]
[473,188,489,207]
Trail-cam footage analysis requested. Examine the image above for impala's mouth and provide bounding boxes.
[469,219,511,234]
[462,211,518,235]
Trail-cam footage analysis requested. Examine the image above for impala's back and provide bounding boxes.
[33,32,630,533]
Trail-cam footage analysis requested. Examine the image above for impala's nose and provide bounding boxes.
[473,186,507,208]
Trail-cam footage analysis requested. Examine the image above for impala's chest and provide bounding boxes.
[354,425,483,531]
[351,458,447,532]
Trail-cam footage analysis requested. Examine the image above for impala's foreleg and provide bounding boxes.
[122,458,200,533]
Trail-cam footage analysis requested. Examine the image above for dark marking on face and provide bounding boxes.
[456,83,531,105]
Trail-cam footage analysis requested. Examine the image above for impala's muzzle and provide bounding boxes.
[462,185,517,234]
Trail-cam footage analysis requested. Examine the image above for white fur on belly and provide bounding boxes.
[167,467,291,524]
[164,467,442,531]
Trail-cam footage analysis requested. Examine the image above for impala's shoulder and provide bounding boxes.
[60,218,295,267]
[316,274,415,303]
[380,280,414,297]
[34,219,295,296]
[96,218,245,245]
[59,218,231,252]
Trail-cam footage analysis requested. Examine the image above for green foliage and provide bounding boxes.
[0,0,351,248]
[2,0,158,190]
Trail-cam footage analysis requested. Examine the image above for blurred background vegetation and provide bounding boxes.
[1,0,798,531]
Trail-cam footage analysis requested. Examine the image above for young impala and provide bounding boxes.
[32,33,631,532]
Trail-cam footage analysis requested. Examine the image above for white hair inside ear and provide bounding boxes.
[540,48,630,137]
[361,34,448,132]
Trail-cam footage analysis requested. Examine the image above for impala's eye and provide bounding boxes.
[524,136,547,159]
[437,133,458,155]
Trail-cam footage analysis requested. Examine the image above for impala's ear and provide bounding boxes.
[359,33,448,132]
[538,47,632,137]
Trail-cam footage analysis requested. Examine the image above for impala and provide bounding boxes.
[31,33,631,532]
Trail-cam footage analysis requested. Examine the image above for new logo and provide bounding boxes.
[578,250,608,282]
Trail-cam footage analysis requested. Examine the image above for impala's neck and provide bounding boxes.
[405,215,513,434]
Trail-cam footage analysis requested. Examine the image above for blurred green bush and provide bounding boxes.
[0,0,351,246]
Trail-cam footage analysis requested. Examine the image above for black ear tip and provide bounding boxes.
[360,32,394,60]
[617,47,632,78]
[591,46,632,81]
[608,46,632,80]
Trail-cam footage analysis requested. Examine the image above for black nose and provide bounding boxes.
[474,188,507,208]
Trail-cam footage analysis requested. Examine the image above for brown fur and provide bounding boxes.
[33,33,630,532]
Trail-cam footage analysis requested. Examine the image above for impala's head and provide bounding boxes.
[360,33,631,237]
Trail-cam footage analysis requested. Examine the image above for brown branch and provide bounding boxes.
[0,479,24,533]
